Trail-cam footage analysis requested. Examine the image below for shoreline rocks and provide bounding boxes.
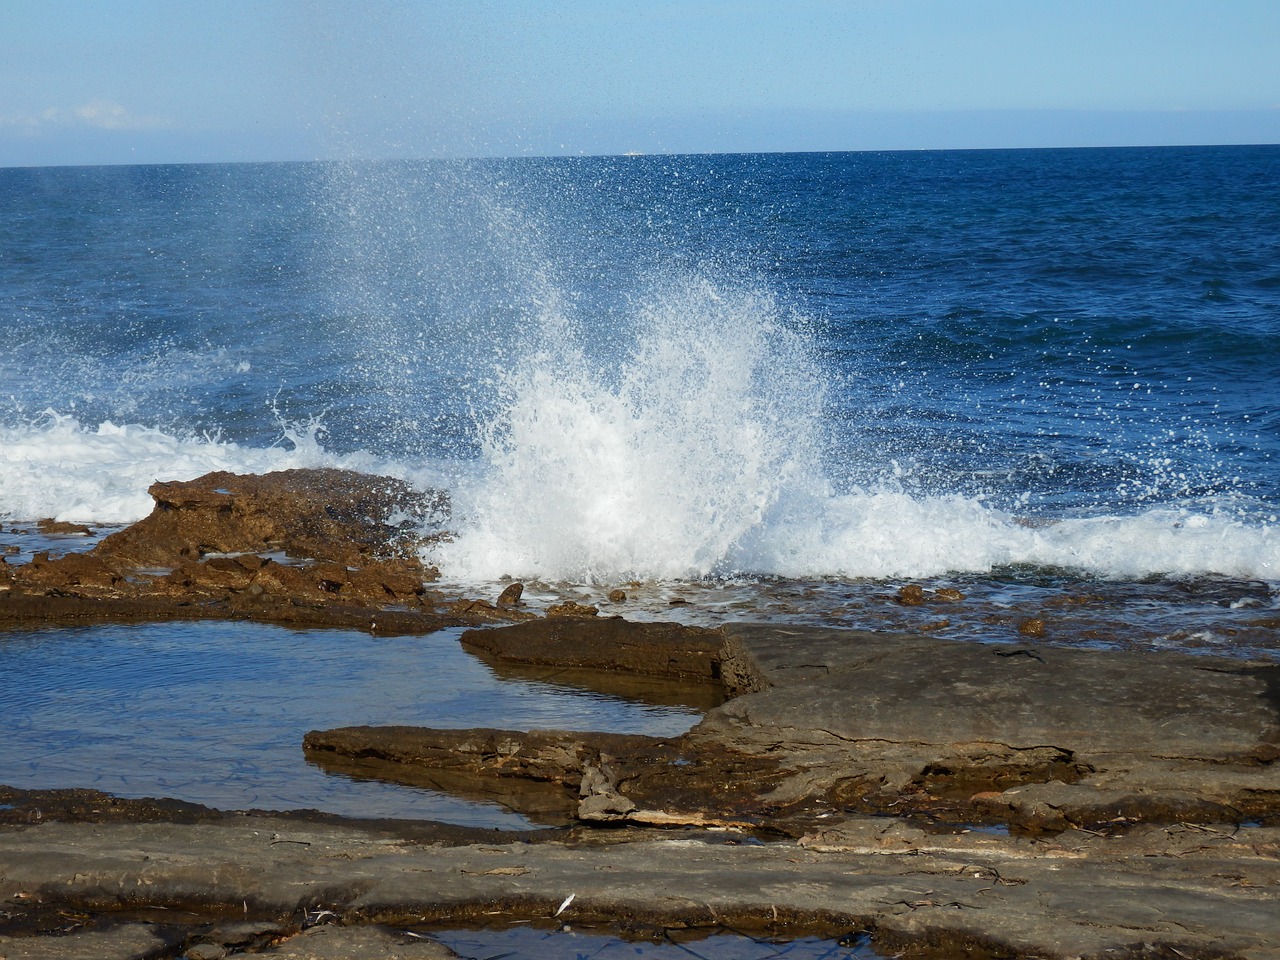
[1,469,1279,958]
[0,468,529,630]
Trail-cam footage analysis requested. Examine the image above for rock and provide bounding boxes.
[363,623,1280,833]
[607,589,627,603]
[93,468,444,568]
[546,600,598,618]
[7,615,1280,957]
[3,815,1280,959]
[577,756,638,821]
[459,618,736,685]
[1018,617,1046,637]
[11,551,120,596]
[257,925,456,958]
[0,470,546,634]
[0,923,178,959]
[35,518,93,535]
[895,584,925,606]
[496,582,523,607]
[184,943,228,960]
[205,920,287,949]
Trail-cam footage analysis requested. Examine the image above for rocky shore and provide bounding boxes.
[1,470,1278,959]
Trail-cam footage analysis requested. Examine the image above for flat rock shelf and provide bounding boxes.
[1,470,1278,959]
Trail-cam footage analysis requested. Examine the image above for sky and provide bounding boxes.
[2,0,1278,167]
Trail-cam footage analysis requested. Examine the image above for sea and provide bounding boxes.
[1,146,1279,827]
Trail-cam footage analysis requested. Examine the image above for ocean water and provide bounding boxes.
[1,146,1278,655]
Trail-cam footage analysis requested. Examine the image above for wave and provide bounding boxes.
[0,412,401,525]
[3,277,1274,584]
[426,274,1279,584]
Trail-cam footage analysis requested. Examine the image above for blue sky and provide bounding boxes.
[2,0,1278,166]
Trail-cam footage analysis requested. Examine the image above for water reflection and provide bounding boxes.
[0,621,702,826]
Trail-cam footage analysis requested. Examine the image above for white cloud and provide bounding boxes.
[0,100,171,133]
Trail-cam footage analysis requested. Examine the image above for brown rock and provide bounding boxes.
[1018,618,1046,637]
[93,469,444,569]
[895,584,925,606]
[496,582,524,607]
[12,551,120,596]
[459,618,734,686]
[546,600,598,618]
[36,518,94,535]
[607,589,627,603]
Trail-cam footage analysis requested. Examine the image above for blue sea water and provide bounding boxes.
[2,146,1280,839]
[1,146,1279,646]
[0,148,1275,952]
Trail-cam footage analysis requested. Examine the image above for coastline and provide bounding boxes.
[1,468,1278,959]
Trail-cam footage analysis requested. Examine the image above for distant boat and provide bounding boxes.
[622,150,644,157]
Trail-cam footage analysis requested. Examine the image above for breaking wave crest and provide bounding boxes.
[431,274,830,581]
[0,412,397,525]
[428,274,1278,584]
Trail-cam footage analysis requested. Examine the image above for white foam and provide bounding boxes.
[430,275,831,582]
[428,274,1280,585]
[0,412,375,525]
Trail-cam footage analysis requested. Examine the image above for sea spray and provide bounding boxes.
[430,273,830,582]
[0,412,414,525]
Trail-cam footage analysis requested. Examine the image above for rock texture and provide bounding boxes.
[315,621,1280,835]
[0,469,527,630]
[3,474,1280,958]
[0,813,1278,959]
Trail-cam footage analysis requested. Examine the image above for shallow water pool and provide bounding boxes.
[0,621,705,827]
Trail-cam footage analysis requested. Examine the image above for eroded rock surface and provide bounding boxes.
[0,469,527,630]
[313,622,1280,836]
[1,813,1278,960]
[4,476,1280,958]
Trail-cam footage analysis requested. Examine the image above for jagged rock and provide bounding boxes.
[35,518,94,535]
[495,582,523,607]
[326,623,1280,835]
[546,600,598,618]
[93,468,444,568]
[895,584,925,606]
[11,551,120,596]
[0,470,536,631]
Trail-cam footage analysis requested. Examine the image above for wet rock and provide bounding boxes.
[205,920,287,950]
[546,600,599,618]
[304,725,779,829]
[264,925,456,958]
[12,551,120,596]
[35,518,93,535]
[1018,617,1046,637]
[0,470,538,633]
[895,584,925,606]
[184,943,229,960]
[607,589,627,603]
[459,618,737,685]
[3,815,1280,959]
[496,582,523,607]
[354,623,1280,834]
[94,468,444,569]
[704,625,1280,827]
[0,923,179,959]
[577,755,638,821]
[933,587,965,602]
[5,616,1280,959]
